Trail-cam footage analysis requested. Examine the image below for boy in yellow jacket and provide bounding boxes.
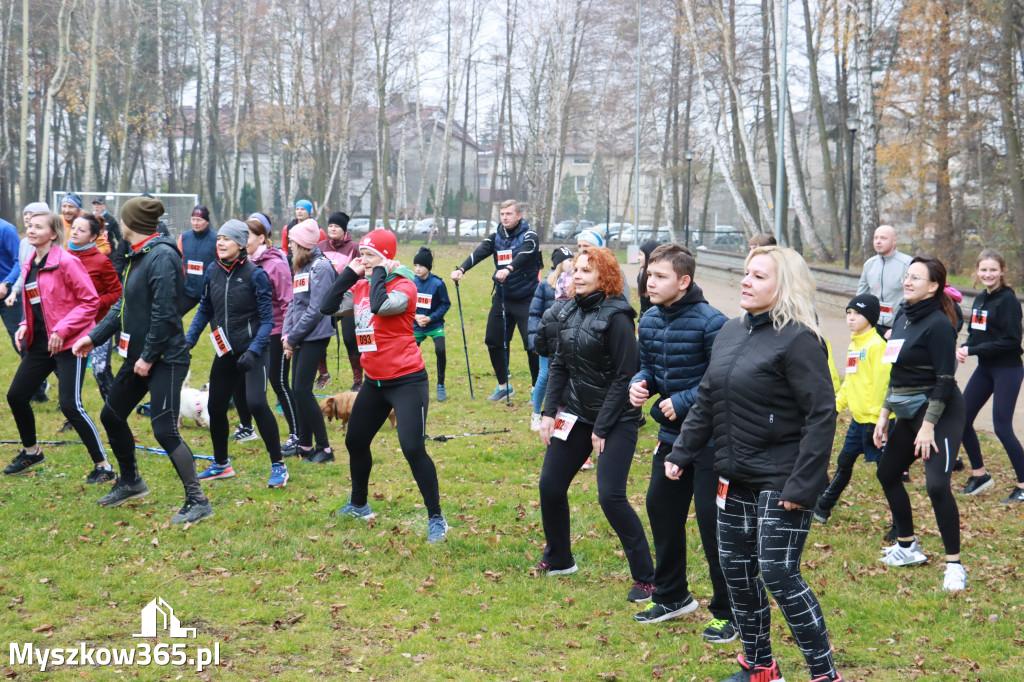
[814,294,891,523]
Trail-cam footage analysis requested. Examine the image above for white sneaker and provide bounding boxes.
[942,562,967,591]
[530,413,542,432]
[879,540,928,566]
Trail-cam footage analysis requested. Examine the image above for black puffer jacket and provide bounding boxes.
[89,235,190,365]
[666,311,837,508]
[543,292,640,436]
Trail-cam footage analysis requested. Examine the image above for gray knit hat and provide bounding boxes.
[218,219,250,248]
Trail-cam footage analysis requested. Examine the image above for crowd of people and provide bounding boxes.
[1,194,1021,682]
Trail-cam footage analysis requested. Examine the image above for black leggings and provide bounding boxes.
[345,369,441,517]
[718,484,836,679]
[961,363,1024,482]
[484,291,539,385]
[291,338,331,449]
[416,334,447,385]
[7,346,105,463]
[100,360,204,502]
[877,390,965,555]
[236,335,297,435]
[646,443,731,618]
[341,316,363,386]
[538,418,654,582]
[210,350,280,465]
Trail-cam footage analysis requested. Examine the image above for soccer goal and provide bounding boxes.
[51,191,199,238]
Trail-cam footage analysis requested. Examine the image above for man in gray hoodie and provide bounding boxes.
[857,224,913,335]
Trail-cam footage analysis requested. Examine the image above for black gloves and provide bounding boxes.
[236,350,259,372]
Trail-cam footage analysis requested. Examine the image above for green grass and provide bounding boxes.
[1,241,1022,681]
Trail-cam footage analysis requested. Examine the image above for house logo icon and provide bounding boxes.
[132,597,197,638]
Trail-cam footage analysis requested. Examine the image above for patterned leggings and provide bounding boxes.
[718,484,837,680]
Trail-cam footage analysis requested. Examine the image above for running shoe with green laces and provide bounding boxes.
[633,594,698,623]
[702,618,739,643]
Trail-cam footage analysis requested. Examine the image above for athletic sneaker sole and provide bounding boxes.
[702,629,739,643]
[547,565,578,576]
[199,470,236,481]
[634,599,700,623]
[98,489,149,507]
[960,478,995,495]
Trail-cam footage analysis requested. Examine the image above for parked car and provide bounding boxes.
[458,220,496,238]
[552,219,593,239]
[413,217,456,235]
[577,222,633,244]
[348,217,371,233]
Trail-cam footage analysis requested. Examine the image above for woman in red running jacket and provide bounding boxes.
[320,229,448,543]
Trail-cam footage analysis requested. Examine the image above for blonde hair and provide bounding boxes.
[31,212,65,248]
[546,257,571,288]
[746,246,822,340]
[500,199,521,213]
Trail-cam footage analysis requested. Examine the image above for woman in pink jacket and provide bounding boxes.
[231,213,299,451]
[4,212,109,482]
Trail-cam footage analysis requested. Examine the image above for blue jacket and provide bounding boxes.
[631,284,728,444]
[528,276,556,351]
[0,218,21,287]
[413,272,451,333]
[178,227,218,299]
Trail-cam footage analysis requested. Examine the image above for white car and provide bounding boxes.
[458,220,495,238]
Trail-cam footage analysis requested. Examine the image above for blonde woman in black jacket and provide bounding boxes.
[666,246,840,682]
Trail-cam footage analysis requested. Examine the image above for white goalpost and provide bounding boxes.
[51,191,200,238]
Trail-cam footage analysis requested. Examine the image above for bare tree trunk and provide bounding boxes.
[37,0,75,202]
[17,0,30,208]
[83,0,101,190]
[998,0,1024,273]
[855,0,879,256]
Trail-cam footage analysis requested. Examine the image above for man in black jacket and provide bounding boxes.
[450,200,542,401]
[73,196,213,525]
[92,197,123,269]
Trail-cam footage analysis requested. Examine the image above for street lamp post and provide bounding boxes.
[683,150,694,248]
[844,117,859,270]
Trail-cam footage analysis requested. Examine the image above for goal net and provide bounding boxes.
[51,191,200,238]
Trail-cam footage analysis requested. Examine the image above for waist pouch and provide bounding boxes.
[889,392,928,420]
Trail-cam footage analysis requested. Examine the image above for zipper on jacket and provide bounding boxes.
[223,264,231,346]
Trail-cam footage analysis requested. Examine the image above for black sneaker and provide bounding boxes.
[959,473,994,495]
[952,457,965,472]
[633,594,699,623]
[85,464,117,484]
[97,477,150,506]
[4,449,45,475]
[308,448,335,464]
[702,618,739,643]
[901,471,911,483]
[231,424,257,442]
[280,434,299,458]
[58,419,74,434]
[31,381,49,403]
[884,525,898,543]
[170,497,214,524]
[813,503,831,524]
[1000,487,1024,504]
[626,581,655,603]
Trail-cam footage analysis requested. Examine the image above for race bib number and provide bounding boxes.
[209,327,233,357]
[881,338,905,364]
[25,281,40,305]
[293,273,310,294]
[496,250,513,266]
[117,332,130,358]
[879,302,893,315]
[416,292,433,310]
[716,477,730,510]
[552,411,578,441]
[971,309,988,331]
[846,350,862,374]
[186,260,204,276]
[356,325,377,352]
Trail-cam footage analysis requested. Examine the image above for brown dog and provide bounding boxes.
[320,391,396,428]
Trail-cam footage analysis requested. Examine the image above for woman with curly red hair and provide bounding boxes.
[536,247,656,601]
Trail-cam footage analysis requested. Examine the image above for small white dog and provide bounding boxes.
[178,371,211,428]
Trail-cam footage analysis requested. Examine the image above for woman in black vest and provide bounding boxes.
[185,220,285,488]
[536,246,655,601]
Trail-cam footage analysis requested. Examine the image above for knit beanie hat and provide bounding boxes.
[577,229,604,248]
[295,199,314,215]
[328,211,350,231]
[23,202,50,215]
[289,218,321,249]
[847,293,880,327]
[192,205,210,222]
[359,229,397,260]
[218,219,249,248]
[551,246,573,268]
[120,196,164,236]
[61,192,83,210]
[413,247,434,270]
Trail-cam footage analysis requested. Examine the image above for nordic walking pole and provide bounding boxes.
[454,280,474,399]
[499,282,510,405]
